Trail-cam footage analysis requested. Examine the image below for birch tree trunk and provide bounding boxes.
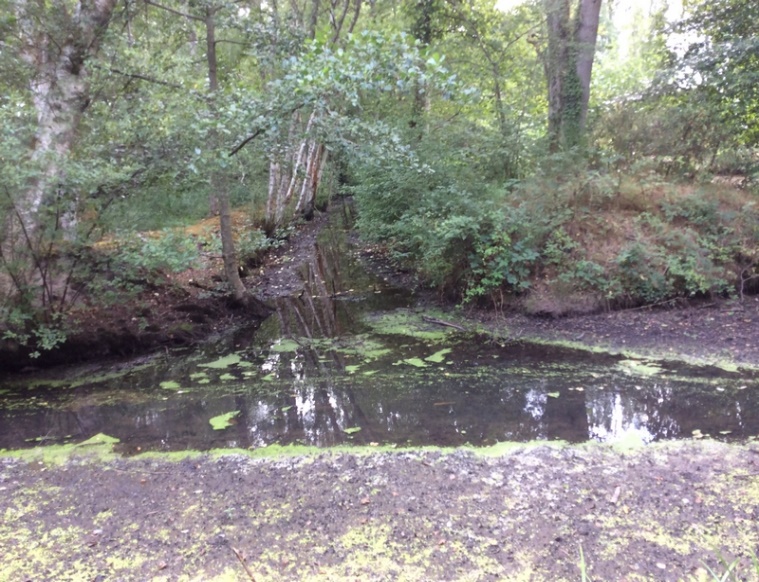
[16,0,118,235]
[263,0,362,229]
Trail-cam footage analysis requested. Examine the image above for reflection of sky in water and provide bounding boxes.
[3,325,758,452]
[523,388,548,421]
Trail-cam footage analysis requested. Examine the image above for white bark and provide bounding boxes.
[266,160,282,225]
[266,110,325,227]
[281,111,317,218]
[16,0,118,234]
[296,143,326,216]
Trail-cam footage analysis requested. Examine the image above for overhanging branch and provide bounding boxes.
[92,64,183,89]
[228,102,308,157]
[144,0,205,22]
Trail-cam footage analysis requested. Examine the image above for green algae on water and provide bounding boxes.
[0,433,121,464]
[362,310,451,341]
[425,348,452,363]
[209,411,240,430]
[397,358,428,368]
[617,359,662,377]
[270,339,301,353]
[199,354,241,369]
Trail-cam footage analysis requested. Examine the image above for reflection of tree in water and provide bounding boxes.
[7,211,759,450]
[243,236,376,446]
[584,379,759,442]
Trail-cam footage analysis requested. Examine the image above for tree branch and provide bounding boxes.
[228,103,307,157]
[144,0,205,22]
[228,128,265,157]
[92,64,184,88]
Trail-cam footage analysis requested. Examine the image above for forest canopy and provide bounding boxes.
[1,0,758,356]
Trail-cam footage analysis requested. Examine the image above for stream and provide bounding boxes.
[2,210,758,454]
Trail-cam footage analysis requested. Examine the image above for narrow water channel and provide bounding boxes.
[1,209,758,454]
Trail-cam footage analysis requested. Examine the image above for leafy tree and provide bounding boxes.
[674,0,759,148]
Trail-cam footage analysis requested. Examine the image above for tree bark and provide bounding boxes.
[263,0,360,229]
[16,0,119,235]
[574,0,602,132]
[542,0,602,151]
[205,7,247,303]
[544,0,571,152]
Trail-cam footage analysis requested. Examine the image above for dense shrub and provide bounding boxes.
[352,146,759,313]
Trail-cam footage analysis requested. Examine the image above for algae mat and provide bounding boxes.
[2,441,759,581]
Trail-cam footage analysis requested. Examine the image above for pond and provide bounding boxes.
[1,209,758,454]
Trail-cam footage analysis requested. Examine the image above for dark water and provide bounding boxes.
[1,208,758,453]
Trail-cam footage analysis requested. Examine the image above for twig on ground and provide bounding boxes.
[231,546,257,581]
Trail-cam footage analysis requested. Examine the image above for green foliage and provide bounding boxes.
[675,0,759,148]
[1,308,67,357]
[466,228,539,302]
[3,0,759,361]
[614,242,671,304]
[236,228,274,265]
[116,230,203,274]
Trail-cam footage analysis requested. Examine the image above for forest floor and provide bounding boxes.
[4,204,759,581]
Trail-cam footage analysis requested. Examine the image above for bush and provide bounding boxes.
[117,229,203,274]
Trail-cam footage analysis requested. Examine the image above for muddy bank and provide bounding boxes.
[356,233,759,369]
[5,196,757,374]
[2,441,759,581]
[486,296,759,369]
[0,208,339,373]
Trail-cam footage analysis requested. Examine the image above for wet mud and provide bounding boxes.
[2,442,759,581]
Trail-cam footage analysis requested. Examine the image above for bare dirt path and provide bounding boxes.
[2,441,759,581]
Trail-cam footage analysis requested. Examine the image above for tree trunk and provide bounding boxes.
[542,0,602,151]
[205,7,246,303]
[217,177,247,303]
[266,110,323,228]
[263,0,361,229]
[544,0,571,152]
[16,0,118,235]
[574,0,603,132]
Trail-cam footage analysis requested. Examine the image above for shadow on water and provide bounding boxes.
[2,205,759,453]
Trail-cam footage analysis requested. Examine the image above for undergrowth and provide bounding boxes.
[352,149,759,315]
